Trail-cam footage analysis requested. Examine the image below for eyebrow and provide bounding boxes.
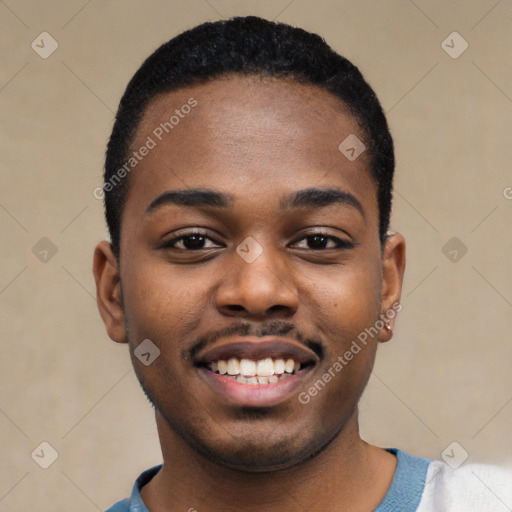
[281,187,365,219]
[145,186,364,218]
[146,189,235,213]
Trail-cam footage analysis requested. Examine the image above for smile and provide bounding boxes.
[195,337,318,406]
[207,357,303,385]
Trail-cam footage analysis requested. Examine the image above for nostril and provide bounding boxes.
[228,305,245,312]
[267,305,292,314]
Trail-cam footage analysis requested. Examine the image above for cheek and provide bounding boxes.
[121,257,211,341]
[307,269,381,406]
[302,258,382,334]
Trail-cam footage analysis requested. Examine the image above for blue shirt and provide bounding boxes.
[106,448,430,512]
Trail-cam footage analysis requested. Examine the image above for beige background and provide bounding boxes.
[1,1,512,510]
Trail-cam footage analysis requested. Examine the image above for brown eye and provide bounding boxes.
[307,235,329,249]
[164,232,223,251]
[291,234,353,250]
[181,234,207,250]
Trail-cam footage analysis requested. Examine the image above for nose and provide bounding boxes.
[214,244,299,320]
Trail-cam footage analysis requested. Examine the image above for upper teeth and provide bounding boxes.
[210,357,301,377]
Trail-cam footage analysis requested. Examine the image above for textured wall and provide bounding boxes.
[1,1,511,510]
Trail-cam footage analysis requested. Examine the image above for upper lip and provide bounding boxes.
[194,337,319,366]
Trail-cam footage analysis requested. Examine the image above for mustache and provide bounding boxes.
[186,320,324,361]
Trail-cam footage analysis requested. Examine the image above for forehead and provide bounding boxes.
[126,74,376,218]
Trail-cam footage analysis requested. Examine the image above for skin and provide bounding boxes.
[93,75,406,511]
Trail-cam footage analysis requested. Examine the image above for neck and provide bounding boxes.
[141,410,397,512]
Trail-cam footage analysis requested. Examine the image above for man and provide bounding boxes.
[94,16,510,512]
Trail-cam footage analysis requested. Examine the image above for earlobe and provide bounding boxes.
[92,241,127,344]
[378,232,406,342]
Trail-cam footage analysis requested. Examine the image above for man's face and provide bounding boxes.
[95,75,404,471]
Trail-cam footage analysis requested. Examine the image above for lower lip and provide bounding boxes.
[198,366,314,407]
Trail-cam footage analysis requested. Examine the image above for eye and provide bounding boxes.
[290,234,353,250]
[163,232,223,250]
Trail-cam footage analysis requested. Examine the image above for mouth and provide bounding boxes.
[194,338,319,407]
[206,357,304,385]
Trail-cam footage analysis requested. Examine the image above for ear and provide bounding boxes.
[378,232,406,342]
[93,241,127,343]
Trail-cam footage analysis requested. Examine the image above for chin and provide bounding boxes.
[162,408,334,473]
[191,437,319,473]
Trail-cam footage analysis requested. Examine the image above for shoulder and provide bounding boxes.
[374,449,431,511]
[104,498,129,511]
[418,460,512,512]
[104,465,162,512]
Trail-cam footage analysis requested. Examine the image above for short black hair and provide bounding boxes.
[104,16,394,257]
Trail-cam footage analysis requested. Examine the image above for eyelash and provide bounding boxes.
[164,231,223,250]
[162,231,354,251]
